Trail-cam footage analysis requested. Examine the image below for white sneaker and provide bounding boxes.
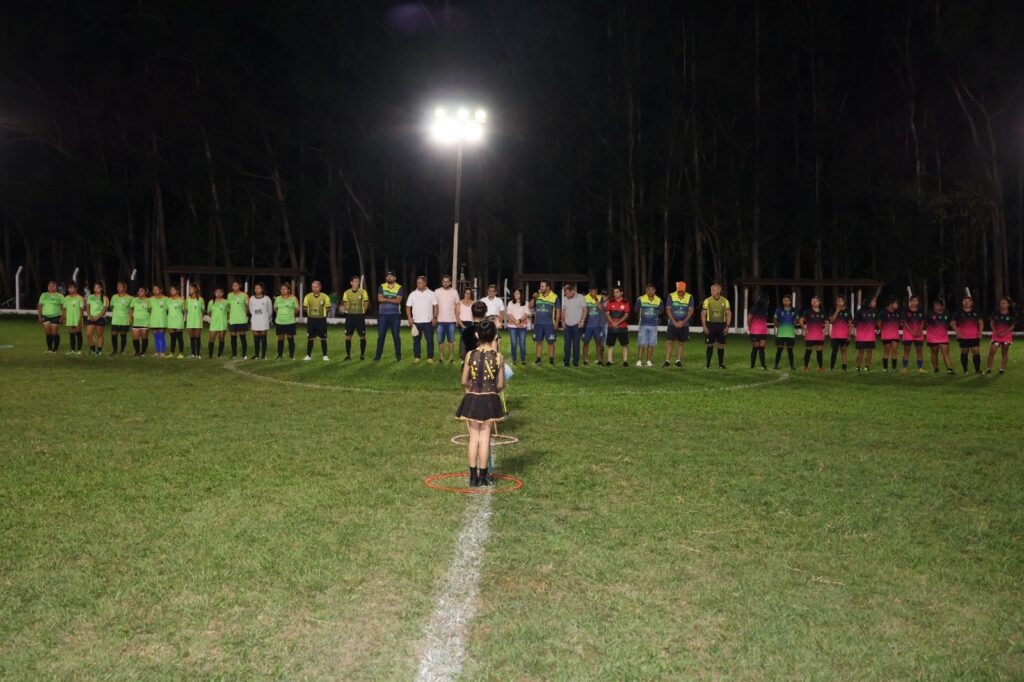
[645,360,653,367]
[636,360,643,367]
[303,355,312,361]
[322,355,330,362]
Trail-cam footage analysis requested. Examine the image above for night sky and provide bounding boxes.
[1,1,1021,310]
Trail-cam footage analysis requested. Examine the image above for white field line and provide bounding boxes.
[223,360,790,396]
[414,494,492,682]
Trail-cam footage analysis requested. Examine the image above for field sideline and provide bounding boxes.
[1,317,1022,679]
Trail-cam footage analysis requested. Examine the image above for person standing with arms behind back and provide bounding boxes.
[582,285,605,366]
[374,270,404,362]
[303,280,331,361]
[853,297,879,372]
[829,295,852,372]
[248,283,273,360]
[530,280,560,365]
[226,281,249,359]
[434,275,460,363]
[635,284,662,367]
[185,284,205,359]
[701,283,731,369]
[273,283,299,359]
[986,297,1016,375]
[37,281,64,354]
[165,285,186,358]
[559,283,588,367]
[129,286,151,357]
[61,283,84,355]
[406,275,438,364]
[952,296,983,374]
[109,282,132,355]
[604,286,631,367]
[665,281,694,368]
[342,275,369,360]
[85,282,109,356]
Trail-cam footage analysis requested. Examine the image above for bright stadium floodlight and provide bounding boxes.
[428,104,489,285]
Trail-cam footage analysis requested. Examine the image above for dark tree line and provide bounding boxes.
[1,1,1021,312]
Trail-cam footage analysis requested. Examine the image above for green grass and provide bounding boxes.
[1,317,1022,679]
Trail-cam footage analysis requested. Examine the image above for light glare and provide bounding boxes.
[474,109,487,122]
[429,104,488,145]
[457,107,469,120]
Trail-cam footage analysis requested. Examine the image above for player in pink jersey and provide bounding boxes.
[986,297,1016,375]
[799,296,827,372]
[925,298,954,374]
[853,298,879,372]
[952,296,983,374]
[747,295,770,369]
[900,295,926,374]
[878,297,902,372]
[828,295,852,371]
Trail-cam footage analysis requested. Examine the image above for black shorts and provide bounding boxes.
[902,339,923,348]
[229,323,248,333]
[306,317,327,338]
[855,341,875,350]
[42,315,61,325]
[606,328,629,347]
[804,338,825,347]
[344,314,366,336]
[111,324,129,333]
[667,325,690,342]
[927,341,948,348]
[705,323,727,345]
[276,323,297,336]
[830,338,849,349]
[958,338,980,349]
[750,334,766,343]
[86,317,107,327]
[775,337,795,348]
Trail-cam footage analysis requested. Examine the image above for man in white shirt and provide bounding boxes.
[482,284,506,325]
[405,275,439,363]
[434,275,461,363]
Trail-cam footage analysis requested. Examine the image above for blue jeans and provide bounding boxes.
[563,325,582,365]
[436,322,456,344]
[413,322,435,359]
[508,327,527,362]
[638,325,658,348]
[374,314,401,360]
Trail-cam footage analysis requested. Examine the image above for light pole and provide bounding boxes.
[430,105,487,285]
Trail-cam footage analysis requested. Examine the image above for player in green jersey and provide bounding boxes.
[61,283,85,355]
[109,281,133,355]
[227,280,250,359]
[85,282,109,355]
[166,285,186,358]
[129,286,151,356]
[274,283,299,359]
[186,284,206,358]
[148,284,169,358]
[37,280,64,353]
[207,287,229,358]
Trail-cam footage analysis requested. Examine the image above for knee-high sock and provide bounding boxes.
[803,349,812,368]
[750,347,758,368]
[816,350,823,368]
[52,334,60,351]
[241,335,248,356]
[208,341,214,358]
[345,338,352,356]
[307,338,315,356]
[45,334,53,351]
[973,354,981,372]
[230,336,238,355]
[705,346,713,366]
[217,340,224,357]
[830,347,839,370]
[133,339,141,353]
[141,338,149,354]
[960,353,969,372]
[77,331,84,350]
[787,348,794,368]
[758,347,766,368]
[360,338,366,357]
[288,338,295,358]
[277,338,285,357]
[717,348,725,366]
[67,332,75,351]
[774,347,783,368]
[262,336,269,358]
[320,338,328,356]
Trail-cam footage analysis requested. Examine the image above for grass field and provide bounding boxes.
[1,316,1022,679]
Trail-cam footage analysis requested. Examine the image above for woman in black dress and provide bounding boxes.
[456,321,507,487]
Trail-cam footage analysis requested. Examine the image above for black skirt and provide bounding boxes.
[455,393,507,422]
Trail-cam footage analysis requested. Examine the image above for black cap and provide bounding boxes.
[386,270,396,277]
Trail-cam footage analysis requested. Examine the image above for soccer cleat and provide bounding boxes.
[303,355,312,361]
[663,361,671,368]
[582,360,589,366]
[645,360,652,367]
[676,361,683,368]
[719,364,727,370]
[623,361,628,367]
[636,360,643,367]
[534,358,541,365]
[414,358,420,364]
[818,368,825,373]
[549,357,554,365]
[999,369,1005,374]
[427,358,434,364]
[803,367,809,373]
[985,369,992,375]
[946,368,955,375]
[917,368,926,374]
[344,355,351,361]
[177,354,185,359]
[323,355,330,362]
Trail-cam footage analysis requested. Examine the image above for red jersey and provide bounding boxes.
[605,299,631,328]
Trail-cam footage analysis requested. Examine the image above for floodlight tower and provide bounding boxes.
[429,105,487,285]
